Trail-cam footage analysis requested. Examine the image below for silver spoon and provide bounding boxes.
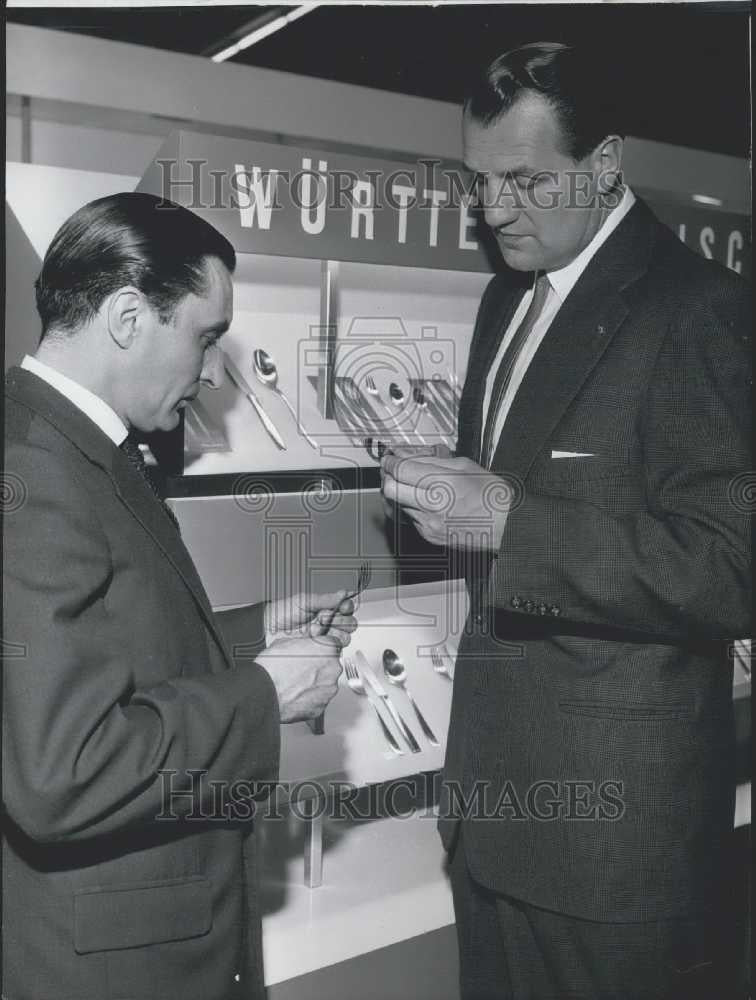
[389,382,426,444]
[382,649,439,746]
[252,349,318,450]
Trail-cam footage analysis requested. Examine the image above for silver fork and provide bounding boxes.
[347,560,372,601]
[308,562,372,735]
[430,646,454,681]
[344,659,404,755]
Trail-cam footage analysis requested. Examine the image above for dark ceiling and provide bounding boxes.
[7,3,752,157]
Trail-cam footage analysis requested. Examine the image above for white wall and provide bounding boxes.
[6,24,460,164]
[4,163,139,370]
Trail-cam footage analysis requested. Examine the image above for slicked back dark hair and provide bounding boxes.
[464,42,625,161]
[35,192,236,337]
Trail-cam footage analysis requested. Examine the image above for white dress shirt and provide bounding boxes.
[481,187,636,465]
[21,354,128,447]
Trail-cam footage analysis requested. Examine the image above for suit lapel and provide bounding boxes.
[6,368,232,669]
[111,452,230,665]
[488,200,657,479]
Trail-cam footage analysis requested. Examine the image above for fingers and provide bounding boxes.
[303,630,343,649]
[381,495,397,519]
[388,445,438,459]
[381,475,437,511]
[381,453,473,483]
[328,628,354,649]
[381,454,442,482]
[303,588,350,612]
[402,507,441,540]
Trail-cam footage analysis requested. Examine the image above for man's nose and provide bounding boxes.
[484,198,520,230]
[200,343,224,390]
[483,180,520,229]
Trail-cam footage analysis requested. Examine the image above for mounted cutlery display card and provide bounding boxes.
[137,130,489,489]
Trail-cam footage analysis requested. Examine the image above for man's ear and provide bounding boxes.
[594,135,624,193]
[105,287,144,349]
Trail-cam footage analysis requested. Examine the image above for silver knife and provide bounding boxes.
[223,352,287,450]
[355,651,422,754]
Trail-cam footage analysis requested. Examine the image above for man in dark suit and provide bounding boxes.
[3,193,356,1000]
[381,43,751,998]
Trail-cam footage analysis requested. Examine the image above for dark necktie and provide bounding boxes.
[480,272,551,467]
[120,435,180,531]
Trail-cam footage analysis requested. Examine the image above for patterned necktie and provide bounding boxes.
[120,435,180,531]
[480,272,551,467]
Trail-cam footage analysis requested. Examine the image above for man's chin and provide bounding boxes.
[147,410,182,434]
[498,244,539,272]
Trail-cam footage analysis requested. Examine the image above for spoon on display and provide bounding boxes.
[252,349,318,450]
[382,648,439,746]
[389,382,426,445]
[364,375,411,445]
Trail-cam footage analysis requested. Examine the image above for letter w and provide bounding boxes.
[235,164,278,229]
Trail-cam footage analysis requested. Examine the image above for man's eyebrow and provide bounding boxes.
[463,163,538,179]
[208,321,230,336]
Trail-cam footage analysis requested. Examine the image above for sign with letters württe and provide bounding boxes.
[137,130,750,276]
[137,130,492,272]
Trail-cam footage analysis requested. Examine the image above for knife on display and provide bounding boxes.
[355,651,422,754]
[222,351,287,450]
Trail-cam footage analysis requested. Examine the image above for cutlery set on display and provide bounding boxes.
[343,644,454,756]
[219,347,460,458]
[335,373,460,458]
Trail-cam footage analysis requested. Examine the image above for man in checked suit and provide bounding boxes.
[381,43,751,998]
[3,193,357,1000]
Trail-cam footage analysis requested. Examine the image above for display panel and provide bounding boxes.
[179,254,488,480]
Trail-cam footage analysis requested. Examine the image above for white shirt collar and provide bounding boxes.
[21,355,129,446]
[547,186,636,303]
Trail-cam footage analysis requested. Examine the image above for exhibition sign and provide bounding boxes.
[138,130,750,275]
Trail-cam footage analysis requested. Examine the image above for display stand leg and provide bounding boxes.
[317,259,339,420]
[303,792,325,888]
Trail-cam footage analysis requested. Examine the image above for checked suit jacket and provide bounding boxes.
[438,198,751,923]
[3,369,279,1000]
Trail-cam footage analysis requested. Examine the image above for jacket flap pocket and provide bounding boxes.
[74,876,212,954]
[559,700,694,721]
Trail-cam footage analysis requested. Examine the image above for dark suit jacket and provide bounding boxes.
[3,369,280,1000]
[439,199,751,922]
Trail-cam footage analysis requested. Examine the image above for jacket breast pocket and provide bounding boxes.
[74,875,212,954]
